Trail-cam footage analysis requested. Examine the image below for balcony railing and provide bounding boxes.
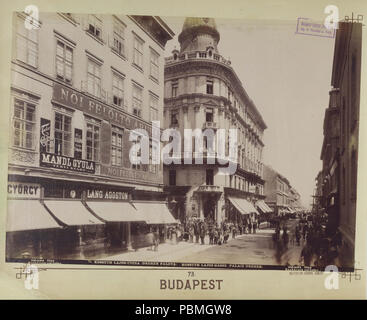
[197,185,223,193]
[165,51,232,67]
[202,121,217,130]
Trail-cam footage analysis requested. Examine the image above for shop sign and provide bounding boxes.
[86,189,129,200]
[100,165,161,184]
[8,183,40,199]
[52,83,152,134]
[40,152,95,173]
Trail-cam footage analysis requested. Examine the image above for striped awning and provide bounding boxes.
[44,200,104,226]
[228,197,259,215]
[7,200,61,232]
[133,202,177,224]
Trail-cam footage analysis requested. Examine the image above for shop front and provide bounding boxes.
[6,177,177,260]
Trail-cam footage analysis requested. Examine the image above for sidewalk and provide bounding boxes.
[102,239,212,262]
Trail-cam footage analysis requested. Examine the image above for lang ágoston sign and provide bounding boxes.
[52,83,152,134]
[40,152,95,173]
[87,189,129,200]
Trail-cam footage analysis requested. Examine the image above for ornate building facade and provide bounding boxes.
[7,13,175,260]
[163,18,269,224]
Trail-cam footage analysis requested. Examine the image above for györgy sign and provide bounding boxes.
[40,152,95,173]
[8,183,40,199]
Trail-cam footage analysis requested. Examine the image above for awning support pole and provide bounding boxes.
[126,222,132,251]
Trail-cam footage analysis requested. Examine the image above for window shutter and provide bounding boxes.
[100,121,111,165]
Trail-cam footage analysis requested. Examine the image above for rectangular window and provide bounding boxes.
[206,108,213,122]
[169,170,176,186]
[149,94,159,121]
[150,49,159,80]
[86,119,100,162]
[13,99,35,149]
[16,16,38,67]
[54,112,72,156]
[87,58,102,98]
[206,79,213,94]
[111,126,123,166]
[87,15,102,41]
[170,111,178,126]
[56,39,73,84]
[133,36,144,69]
[132,84,143,117]
[206,169,214,185]
[171,81,178,98]
[112,72,124,108]
[112,19,125,56]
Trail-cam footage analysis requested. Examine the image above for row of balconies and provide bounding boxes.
[166,150,262,176]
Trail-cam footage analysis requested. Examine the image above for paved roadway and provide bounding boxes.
[104,219,306,266]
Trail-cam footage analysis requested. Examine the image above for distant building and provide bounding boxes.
[163,17,269,224]
[263,165,301,215]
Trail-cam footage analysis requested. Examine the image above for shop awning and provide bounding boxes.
[7,200,61,232]
[86,201,145,222]
[228,197,259,215]
[133,202,176,224]
[44,200,104,226]
[256,200,272,213]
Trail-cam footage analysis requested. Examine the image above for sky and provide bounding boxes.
[162,17,335,209]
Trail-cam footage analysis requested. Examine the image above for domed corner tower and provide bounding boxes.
[178,17,220,55]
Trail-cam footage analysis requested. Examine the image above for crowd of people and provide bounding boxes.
[164,216,261,247]
[298,218,342,267]
[272,214,343,267]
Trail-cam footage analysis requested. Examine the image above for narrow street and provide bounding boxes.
[103,219,306,266]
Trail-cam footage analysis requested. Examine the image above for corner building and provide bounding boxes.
[163,18,269,225]
[7,13,175,260]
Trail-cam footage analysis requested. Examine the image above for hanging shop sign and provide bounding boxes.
[40,118,51,152]
[8,183,41,199]
[40,152,95,174]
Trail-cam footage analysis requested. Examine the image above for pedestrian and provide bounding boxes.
[188,224,194,243]
[153,228,159,251]
[209,225,214,245]
[232,224,237,239]
[295,227,301,246]
[223,228,230,244]
[299,243,313,266]
[282,227,289,248]
[253,221,257,234]
[213,227,219,245]
[194,220,200,244]
[147,228,155,251]
[200,222,206,245]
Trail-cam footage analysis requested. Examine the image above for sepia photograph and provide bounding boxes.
[4,6,363,279]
